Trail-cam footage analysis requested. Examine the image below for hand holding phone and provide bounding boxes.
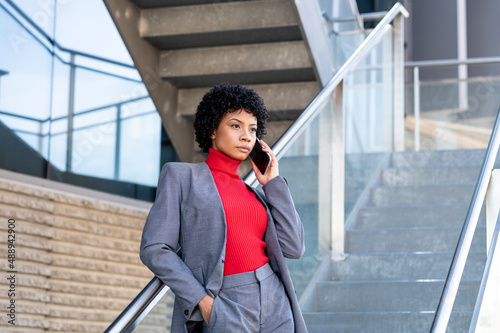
[250,140,271,175]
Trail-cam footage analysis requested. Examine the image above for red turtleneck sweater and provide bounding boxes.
[205,148,269,276]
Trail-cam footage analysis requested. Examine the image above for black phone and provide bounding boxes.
[250,141,271,175]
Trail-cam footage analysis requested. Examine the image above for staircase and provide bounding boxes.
[103,0,330,163]
[302,149,499,332]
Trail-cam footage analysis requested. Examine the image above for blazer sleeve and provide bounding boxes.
[139,164,207,320]
[262,176,305,259]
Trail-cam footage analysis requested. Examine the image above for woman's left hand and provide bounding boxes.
[251,140,279,186]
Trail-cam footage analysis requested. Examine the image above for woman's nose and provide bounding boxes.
[241,129,251,141]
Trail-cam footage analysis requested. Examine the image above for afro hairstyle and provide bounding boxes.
[194,83,269,153]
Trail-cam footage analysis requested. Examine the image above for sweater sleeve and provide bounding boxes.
[139,164,207,321]
[262,176,305,259]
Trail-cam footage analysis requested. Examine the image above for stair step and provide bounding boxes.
[346,226,486,253]
[178,82,319,121]
[131,0,263,9]
[141,0,301,49]
[303,311,472,333]
[381,166,480,186]
[370,184,475,207]
[390,149,487,168]
[314,280,479,312]
[357,205,477,229]
[330,252,485,281]
[158,41,314,88]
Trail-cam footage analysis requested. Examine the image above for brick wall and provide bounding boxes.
[0,174,171,332]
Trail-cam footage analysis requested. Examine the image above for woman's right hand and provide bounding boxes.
[198,294,214,324]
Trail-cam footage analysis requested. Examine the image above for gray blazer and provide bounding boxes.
[140,161,307,333]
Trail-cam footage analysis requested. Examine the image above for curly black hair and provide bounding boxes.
[194,83,269,153]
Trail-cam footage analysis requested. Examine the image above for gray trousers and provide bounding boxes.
[203,263,294,332]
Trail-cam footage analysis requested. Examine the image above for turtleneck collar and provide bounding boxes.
[205,148,242,178]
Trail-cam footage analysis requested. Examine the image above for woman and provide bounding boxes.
[140,83,307,333]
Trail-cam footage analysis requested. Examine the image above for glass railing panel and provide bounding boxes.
[471,211,500,332]
[76,54,139,81]
[119,112,161,186]
[73,67,146,113]
[0,112,44,154]
[333,34,368,70]
[0,6,53,121]
[51,56,71,119]
[447,160,500,332]
[48,132,68,170]
[343,25,393,219]
[317,0,367,70]
[405,64,500,151]
[15,131,40,151]
[121,98,156,118]
[443,203,488,331]
[73,107,116,130]
[279,98,334,299]
[430,111,500,331]
[70,122,117,179]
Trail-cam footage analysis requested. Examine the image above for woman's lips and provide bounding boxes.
[237,146,251,153]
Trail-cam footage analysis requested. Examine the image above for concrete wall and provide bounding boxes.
[358,0,500,79]
[467,0,500,77]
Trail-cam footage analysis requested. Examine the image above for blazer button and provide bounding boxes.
[221,259,224,263]
[184,310,189,316]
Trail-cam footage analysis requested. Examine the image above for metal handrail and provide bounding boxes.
[431,106,500,332]
[245,1,409,186]
[0,95,151,126]
[104,276,169,333]
[405,56,500,68]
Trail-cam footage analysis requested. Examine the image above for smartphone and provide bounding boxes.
[250,140,271,175]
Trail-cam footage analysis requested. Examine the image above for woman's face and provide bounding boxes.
[211,109,258,160]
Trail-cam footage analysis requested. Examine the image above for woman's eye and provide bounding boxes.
[231,124,240,129]
[250,128,257,133]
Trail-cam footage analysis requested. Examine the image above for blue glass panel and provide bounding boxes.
[0,8,52,121]
[73,67,147,114]
[54,0,133,64]
[71,124,117,178]
[73,107,116,130]
[49,132,67,170]
[13,0,56,39]
[51,56,70,119]
[121,97,155,119]
[119,112,161,186]
[50,118,67,135]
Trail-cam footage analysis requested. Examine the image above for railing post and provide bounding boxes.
[331,82,345,260]
[457,0,469,112]
[38,120,43,154]
[392,12,405,151]
[114,104,122,180]
[486,169,500,251]
[66,53,76,172]
[413,66,420,151]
